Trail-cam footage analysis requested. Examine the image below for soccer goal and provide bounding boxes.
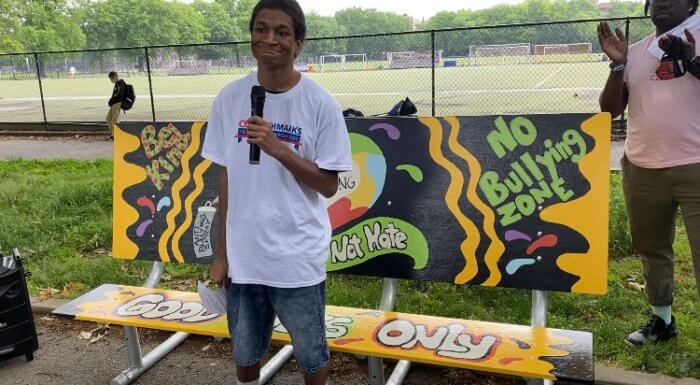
[534,43,593,63]
[319,54,367,72]
[387,50,442,69]
[468,43,531,65]
[167,59,212,76]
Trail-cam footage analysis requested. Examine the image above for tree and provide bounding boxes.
[0,0,648,58]
[303,13,347,58]
[169,2,206,46]
[0,0,23,53]
[82,0,206,49]
[606,0,645,18]
[217,0,257,37]
[191,0,242,59]
[193,0,240,43]
[5,0,86,53]
[335,8,413,56]
[421,0,642,56]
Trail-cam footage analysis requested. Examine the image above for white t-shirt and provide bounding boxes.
[202,73,353,288]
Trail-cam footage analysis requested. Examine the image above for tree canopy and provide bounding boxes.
[0,0,645,54]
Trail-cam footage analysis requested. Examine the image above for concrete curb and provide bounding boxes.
[31,297,68,315]
[595,366,700,385]
[31,297,699,385]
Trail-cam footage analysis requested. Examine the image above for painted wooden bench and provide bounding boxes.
[54,113,611,385]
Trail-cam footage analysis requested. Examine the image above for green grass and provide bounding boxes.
[0,60,611,121]
[0,159,697,378]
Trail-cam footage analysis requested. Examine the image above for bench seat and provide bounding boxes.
[53,284,593,384]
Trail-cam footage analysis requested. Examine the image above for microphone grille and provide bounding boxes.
[252,85,266,97]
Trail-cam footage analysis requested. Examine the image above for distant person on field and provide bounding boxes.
[598,0,699,347]
[107,71,126,140]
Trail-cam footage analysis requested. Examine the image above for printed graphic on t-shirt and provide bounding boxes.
[236,120,303,150]
[652,55,686,81]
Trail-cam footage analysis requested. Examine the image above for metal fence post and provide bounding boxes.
[620,17,631,132]
[145,47,156,122]
[33,53,48,126]
[0,16,652,125]
[431,30,436,117]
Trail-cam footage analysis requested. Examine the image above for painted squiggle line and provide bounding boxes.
[527,234,558,255]
[136,220,153,237]
[445,116,505,286]
[157,196,172,212]
[505,230,532,242]
[369,123,400,140]
[540,113,611,294]
[158,122,205,263]
[137,196,156,215]
[505,258,536,275]
[171,159,213,262]
[419,117,481,285]
[114,124,147,260]
[396,164,424,183]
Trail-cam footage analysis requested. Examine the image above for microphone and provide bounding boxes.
[250,85,266,165]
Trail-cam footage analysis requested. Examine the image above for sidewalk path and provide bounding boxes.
[0,138,113,161]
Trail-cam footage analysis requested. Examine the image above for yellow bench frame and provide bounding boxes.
[54,262,593,385]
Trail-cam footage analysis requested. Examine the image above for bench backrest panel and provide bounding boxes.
[113,114,610,294]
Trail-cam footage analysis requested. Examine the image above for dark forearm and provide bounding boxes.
[216,169,228,260]
[273,146,338,198]
[599,70,627,118]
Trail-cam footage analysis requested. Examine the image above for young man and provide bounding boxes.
[201,1,352,384]
[106,71,126,140]
[598,0,699,347]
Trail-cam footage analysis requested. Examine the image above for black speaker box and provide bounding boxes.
[0,250,38,362]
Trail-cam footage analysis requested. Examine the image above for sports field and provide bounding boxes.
[0,60,611,122]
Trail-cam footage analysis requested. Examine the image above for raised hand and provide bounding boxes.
[598,22,628,65]
[658,29,696,61]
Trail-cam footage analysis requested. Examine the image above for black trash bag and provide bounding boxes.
[343,108,365,117]
[387,97,417,116]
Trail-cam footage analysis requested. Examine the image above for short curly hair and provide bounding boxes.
[249,0,306,41]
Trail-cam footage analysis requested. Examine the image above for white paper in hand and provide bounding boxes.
[197,281,227,315]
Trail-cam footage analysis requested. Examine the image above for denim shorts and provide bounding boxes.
[225,281,330,373]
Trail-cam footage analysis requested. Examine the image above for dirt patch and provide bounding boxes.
[1,315,523,385]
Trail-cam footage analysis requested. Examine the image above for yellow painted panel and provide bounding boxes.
[112,124,147,260]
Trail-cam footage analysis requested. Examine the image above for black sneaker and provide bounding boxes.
[625,315,678,347]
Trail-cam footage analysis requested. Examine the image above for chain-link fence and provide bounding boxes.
[0,16,654,124]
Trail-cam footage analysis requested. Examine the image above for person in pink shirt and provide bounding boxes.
[599,0,700,347]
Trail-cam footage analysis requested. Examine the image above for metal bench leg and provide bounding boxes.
[385,360,411,385]
[259,345,294,384]
[531,290,548,328]
[368,278,411,385]
[111,329,190,385]
[368,356,385,385]
[110,262,191,385]
[527,291,553,385]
